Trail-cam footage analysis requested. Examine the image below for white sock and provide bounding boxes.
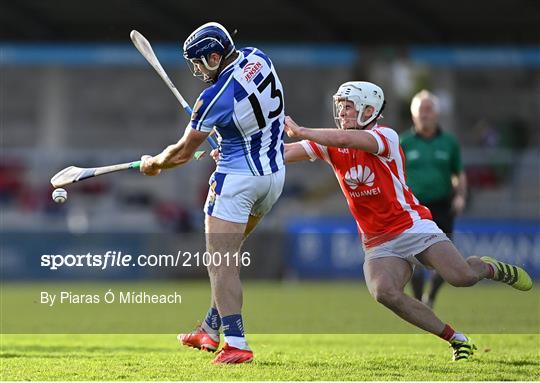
[450,332,468,342]
[224,335,250,350]
[201,321,220,340]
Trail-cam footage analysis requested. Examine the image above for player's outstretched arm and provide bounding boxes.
[284,143,311,163]
[284,116,378,153]
[209,140,311,164]
[140,127,210,176]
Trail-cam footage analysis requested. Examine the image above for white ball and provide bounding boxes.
[52,188,67,204]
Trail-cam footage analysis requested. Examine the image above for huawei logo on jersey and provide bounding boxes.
[345,165,375,189]
[244,62,263,82]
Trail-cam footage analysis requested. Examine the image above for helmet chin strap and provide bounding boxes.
[357,101,386,128]
[201,55,222,71]
[357,107,376,128]
[358,117,376,128]
[361,100,386,127]
[199,55,227,84]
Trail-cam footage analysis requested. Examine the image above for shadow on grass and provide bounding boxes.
[0,353,24,359]
[252,360,288,367]
[1,344,170,356]
[498,359,540,367]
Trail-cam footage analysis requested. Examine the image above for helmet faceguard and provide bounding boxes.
[183,22,236,83]
[186,56,221,83]
[333,81,385,129]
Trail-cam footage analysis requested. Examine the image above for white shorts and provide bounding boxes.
[204,167,285,224]
[363,219,450,268]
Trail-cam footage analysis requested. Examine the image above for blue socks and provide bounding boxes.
[201,307,221,335]
[202,310,249,349]
[222,314,249,349]
[222,314,244,337]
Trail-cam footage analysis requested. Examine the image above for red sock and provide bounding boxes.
[439,324,455,342]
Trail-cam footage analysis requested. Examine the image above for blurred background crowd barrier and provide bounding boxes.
[1,0,539,281]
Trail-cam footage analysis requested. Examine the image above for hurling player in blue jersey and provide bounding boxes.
[140,22,285,364]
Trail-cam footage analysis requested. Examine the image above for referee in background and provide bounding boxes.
[400,90,468,308]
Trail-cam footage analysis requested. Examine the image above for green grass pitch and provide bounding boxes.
[2,334,539,380]
[1,281,539,380]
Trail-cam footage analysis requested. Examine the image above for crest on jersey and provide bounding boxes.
[345,165,375,189]
[191,99,204,120]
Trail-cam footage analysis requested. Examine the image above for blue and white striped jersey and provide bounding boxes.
[190,47,285,176]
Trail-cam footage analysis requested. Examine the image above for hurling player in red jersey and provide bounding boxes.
[282,81,532,361]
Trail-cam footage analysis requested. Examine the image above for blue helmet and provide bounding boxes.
[183,22,235,62]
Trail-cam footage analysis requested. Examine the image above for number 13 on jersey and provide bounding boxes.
[247,71,284,130]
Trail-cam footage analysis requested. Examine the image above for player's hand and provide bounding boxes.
[140,155,162,176]
[210,149,220,163]
[284,116,304,138]
[452,195,466,215]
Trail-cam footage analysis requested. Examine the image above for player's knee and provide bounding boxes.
[207,263,239,278]
[207,263,222,276]
[370,286,403,308]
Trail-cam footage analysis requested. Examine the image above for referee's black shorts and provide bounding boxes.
[424,198,455,239]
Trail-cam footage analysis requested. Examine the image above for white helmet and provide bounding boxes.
[333,81,385,128]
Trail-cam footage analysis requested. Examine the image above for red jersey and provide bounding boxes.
[300,125,432,248]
